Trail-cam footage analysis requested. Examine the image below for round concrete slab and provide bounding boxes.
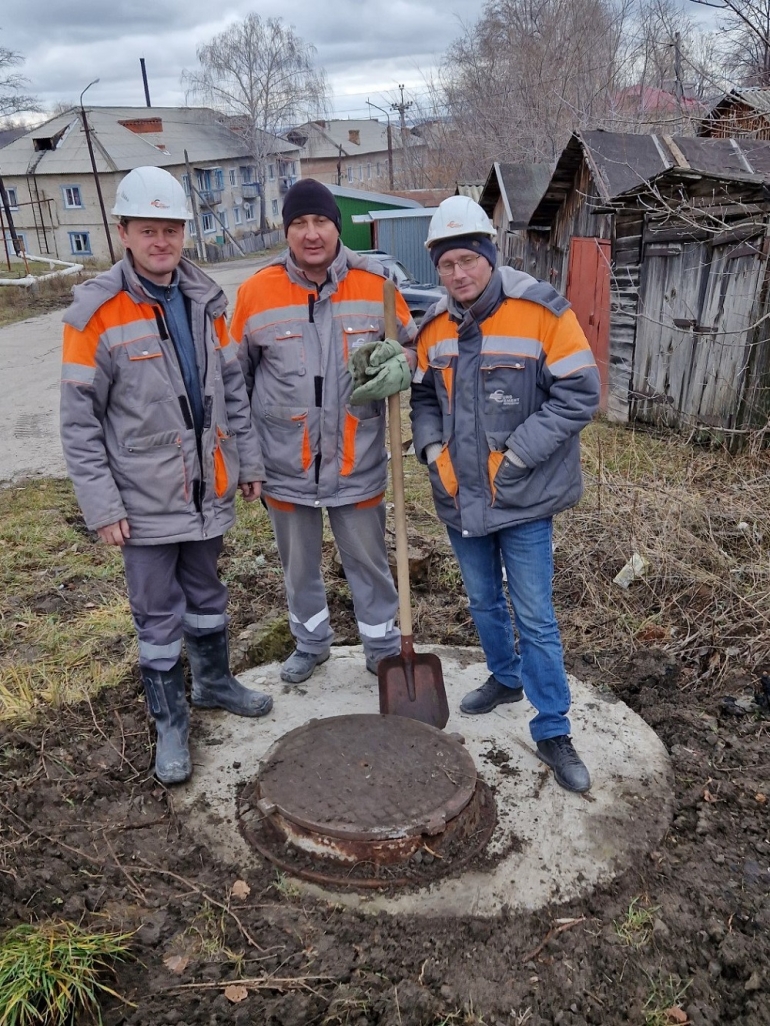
[175,646,673,918]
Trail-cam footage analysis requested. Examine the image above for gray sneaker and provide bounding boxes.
[536,735,591,793]
[460,674,524,714]
[280,648,331,684]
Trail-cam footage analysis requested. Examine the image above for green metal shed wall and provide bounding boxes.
[335,196,407,250]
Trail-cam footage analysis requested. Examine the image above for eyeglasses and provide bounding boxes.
[436,253,482,278]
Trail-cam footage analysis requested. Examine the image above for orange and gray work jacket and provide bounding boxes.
[410,266,600,538]
[231,246,416,509]
[60,254,262,545]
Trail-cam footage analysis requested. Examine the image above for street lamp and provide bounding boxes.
[79,78,116,263]
[366,99,394,189]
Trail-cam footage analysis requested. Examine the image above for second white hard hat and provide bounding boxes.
[112,166,192,220]
[425,195,497,249]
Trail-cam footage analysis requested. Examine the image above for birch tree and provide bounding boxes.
[182,14,330,228]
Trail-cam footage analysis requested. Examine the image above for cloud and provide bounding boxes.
[2,0,482,116]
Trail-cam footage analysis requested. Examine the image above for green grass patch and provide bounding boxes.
[0,920,132,1026]
[0,479,134,723]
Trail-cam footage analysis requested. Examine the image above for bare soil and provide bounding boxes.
[1,515,769,1026]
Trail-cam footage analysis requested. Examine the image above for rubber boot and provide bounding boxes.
[141,661,192,785]
[185,630,273,717]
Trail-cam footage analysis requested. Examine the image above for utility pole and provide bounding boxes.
[79,79,116,263]
[366,99,394,190]
[673,32,684,101]
[391,84,414,188]
[184,150,206,262]
[336,143,343,185]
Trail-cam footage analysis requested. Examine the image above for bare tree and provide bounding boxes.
[182,14,330,229]
[689,0,770,85]
[0,44,40,118]
[438,0,632,178]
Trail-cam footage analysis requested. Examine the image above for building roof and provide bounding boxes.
[327,184,421,208]
[287,119,414,160]
[529,130,770,226]
[0,106,295,177]
[351,207,437,223]
[479,162,552,229]
[704,87,770,120]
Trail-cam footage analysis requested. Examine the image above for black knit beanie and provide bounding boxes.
[282,179,341,233]
[429,234,497,270]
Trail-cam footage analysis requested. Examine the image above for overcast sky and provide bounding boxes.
[2,0,489,123]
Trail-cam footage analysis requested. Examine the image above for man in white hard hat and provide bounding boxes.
[60,166,272,786]
[411,196,600,793]
[231,179,417,684]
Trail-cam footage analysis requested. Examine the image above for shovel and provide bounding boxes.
[378,279,449,729]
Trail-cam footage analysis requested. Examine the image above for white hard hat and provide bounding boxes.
[112,166,192,220]
[425,195,497,249]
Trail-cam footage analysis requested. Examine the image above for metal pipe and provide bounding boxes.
[140,58,152,107]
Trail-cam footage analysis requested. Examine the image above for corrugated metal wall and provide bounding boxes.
[375,215,439,284]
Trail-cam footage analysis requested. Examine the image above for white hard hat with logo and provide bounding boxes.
[425,195,497,249]
[112,166,192,220]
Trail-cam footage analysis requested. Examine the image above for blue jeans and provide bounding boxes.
[447,518,571,742]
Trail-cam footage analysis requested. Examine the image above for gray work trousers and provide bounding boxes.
[268,501,400,661]
[122,537,228,670]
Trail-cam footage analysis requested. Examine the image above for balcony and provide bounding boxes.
[198,188,223,207]
[279,176,297,194]
[241,183,259,199]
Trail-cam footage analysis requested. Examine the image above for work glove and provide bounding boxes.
[504,448,527,469]
[424,442,442,465]
[349,338,412,405]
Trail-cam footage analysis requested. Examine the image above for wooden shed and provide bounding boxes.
[520,130,770,441]
[477,162,551,265]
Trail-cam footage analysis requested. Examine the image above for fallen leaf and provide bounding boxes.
[231,879,251,899]
[163,954,189,974]
[665,1007,688,1024]
[224,985,248,1003]
[703,788,717,803]
[755,793,766,804]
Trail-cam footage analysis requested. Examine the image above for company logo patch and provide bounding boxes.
[150,199,171,208]
[446,220,462,228]
[489,389,519,406]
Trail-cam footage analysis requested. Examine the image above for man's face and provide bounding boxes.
[286,214,339,279]
[117,219,185,285]
[436,248,493,307]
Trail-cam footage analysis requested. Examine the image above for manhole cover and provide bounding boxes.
[238,714,496,889]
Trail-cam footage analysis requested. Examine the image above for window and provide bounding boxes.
[358,165,363,181]
[347,166,353,183]
[244,202,256,222]
[3,229,27,252]
[181,174,190,196]
[219,209,228,230]
[268,163,275,180]
[213,168,224,190]
[6,187,18,209]
[233,207,242,225]
[201,212,215,233]
[367,164,372,180]
[187,219,197,236]
[240,166,254,184]
[62,185,83,208]
[229,169,236,186]
[69,231,91,255]
[376,162,382,177]
[271,199,279,216]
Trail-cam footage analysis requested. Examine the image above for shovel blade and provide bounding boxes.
[378,651,449,729]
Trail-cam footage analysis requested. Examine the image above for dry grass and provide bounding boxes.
[554,420,770,688]
[1,419,769,724]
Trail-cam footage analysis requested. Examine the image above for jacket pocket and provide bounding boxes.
[266,331,307,376]
[262,406,314,479]
[213,427,239,500]
[428,445,458,500]
[490,449,563,510]
[340,317,381,363]
[113,430,189,517]
[340,404,384,478]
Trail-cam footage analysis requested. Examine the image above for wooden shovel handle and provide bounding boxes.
[384,279,412,640]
